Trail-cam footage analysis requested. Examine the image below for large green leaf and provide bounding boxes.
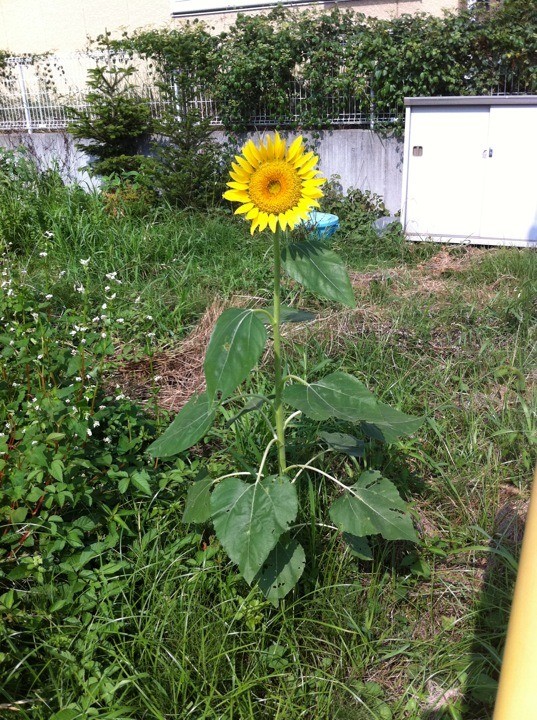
[147,392,215,458]
[318,431,365,457]
[359,404,424,443]
[284,372,377,421]
[182,471,213,524]
[329,470,418,542]
[258,306,317,324]
[204,308,267,402]
[342,533,373,561]
[282,240,355,307]
[255,537,306,605]
[211,475,298,584]
[284,372,423,441]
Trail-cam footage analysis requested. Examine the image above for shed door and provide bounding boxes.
[480,106,537,242]
[404,106,490,239]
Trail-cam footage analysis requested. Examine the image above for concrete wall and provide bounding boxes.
[0,132,96,188]
[0,128,404,212]
[0,0,461,53]
[312,128,403,213]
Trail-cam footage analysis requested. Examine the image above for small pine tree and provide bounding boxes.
[150,104,227,209]
[68,41,152,177]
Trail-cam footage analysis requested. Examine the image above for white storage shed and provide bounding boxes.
[401,96,537,248]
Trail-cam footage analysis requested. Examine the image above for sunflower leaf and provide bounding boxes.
[211,475,298,584]
[284,372,423,442]
[182,470,213,524]
[329,471,418,543]
[147,392,215,458]
[282,240,355,307]
[204,308,267,403]
[255,536,306,605]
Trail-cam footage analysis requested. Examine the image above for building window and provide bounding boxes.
[171,0,324,17]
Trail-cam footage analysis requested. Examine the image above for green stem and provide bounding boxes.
[272,228,287,475]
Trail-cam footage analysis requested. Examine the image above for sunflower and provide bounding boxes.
[223,132,325,235]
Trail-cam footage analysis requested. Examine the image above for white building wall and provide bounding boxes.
[0,0,461,54]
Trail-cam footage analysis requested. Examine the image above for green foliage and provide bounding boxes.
[283,372,423,442]
[329,470,418,542]
[0,148,86,251]
[148,392,216,457]
[68,36,153,177]
[0,270,188,583]
[211,475,298,584]
[117,1,535,133]
[115,25,227,208]
[282,240,356,307]
[149,108,228,209]
[151,156,423,601]
[1,166,535,718]
[204,308,267,402]
[101,169,157,218]
[212,8,301,132]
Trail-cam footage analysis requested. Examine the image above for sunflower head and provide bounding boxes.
[223,132,325,235]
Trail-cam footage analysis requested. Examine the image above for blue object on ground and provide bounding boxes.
[301,211,340,240]
[372,215,401,236]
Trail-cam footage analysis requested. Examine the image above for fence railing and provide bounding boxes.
[0,53,534,133]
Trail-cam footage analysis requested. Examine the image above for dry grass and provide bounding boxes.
[111,246,528,413]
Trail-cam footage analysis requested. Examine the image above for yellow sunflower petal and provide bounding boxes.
[293,150,314,169]
[300,169,321,180]
[258,212,269,232]
[286,135,304,162]
[235,155,256,174]
[302,188,324,200]
[250,216,261,235]
[230,170,249,183]
[303,178,326,189]
[223,189,250,203]
[243,140,261,167]
[273,132,286,160]
[257,138,269,162]
[230,165,250,183]
[285,209,301,230]
[234,202,255,215]
[278,213,288,232]
[264,134,275,160]
[298,155,320,175]
[246,207,259,220]
[268,214,278,233]
[226,181,249,190]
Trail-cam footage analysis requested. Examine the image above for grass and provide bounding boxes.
[1,166,536,719]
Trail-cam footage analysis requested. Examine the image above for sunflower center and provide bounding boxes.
[248,160,303,214]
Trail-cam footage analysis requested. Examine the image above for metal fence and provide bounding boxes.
[0,54,166,132]
[0,53,534,133]
[0,53,406,132]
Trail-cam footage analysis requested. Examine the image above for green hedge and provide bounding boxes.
[114,0,535,132]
